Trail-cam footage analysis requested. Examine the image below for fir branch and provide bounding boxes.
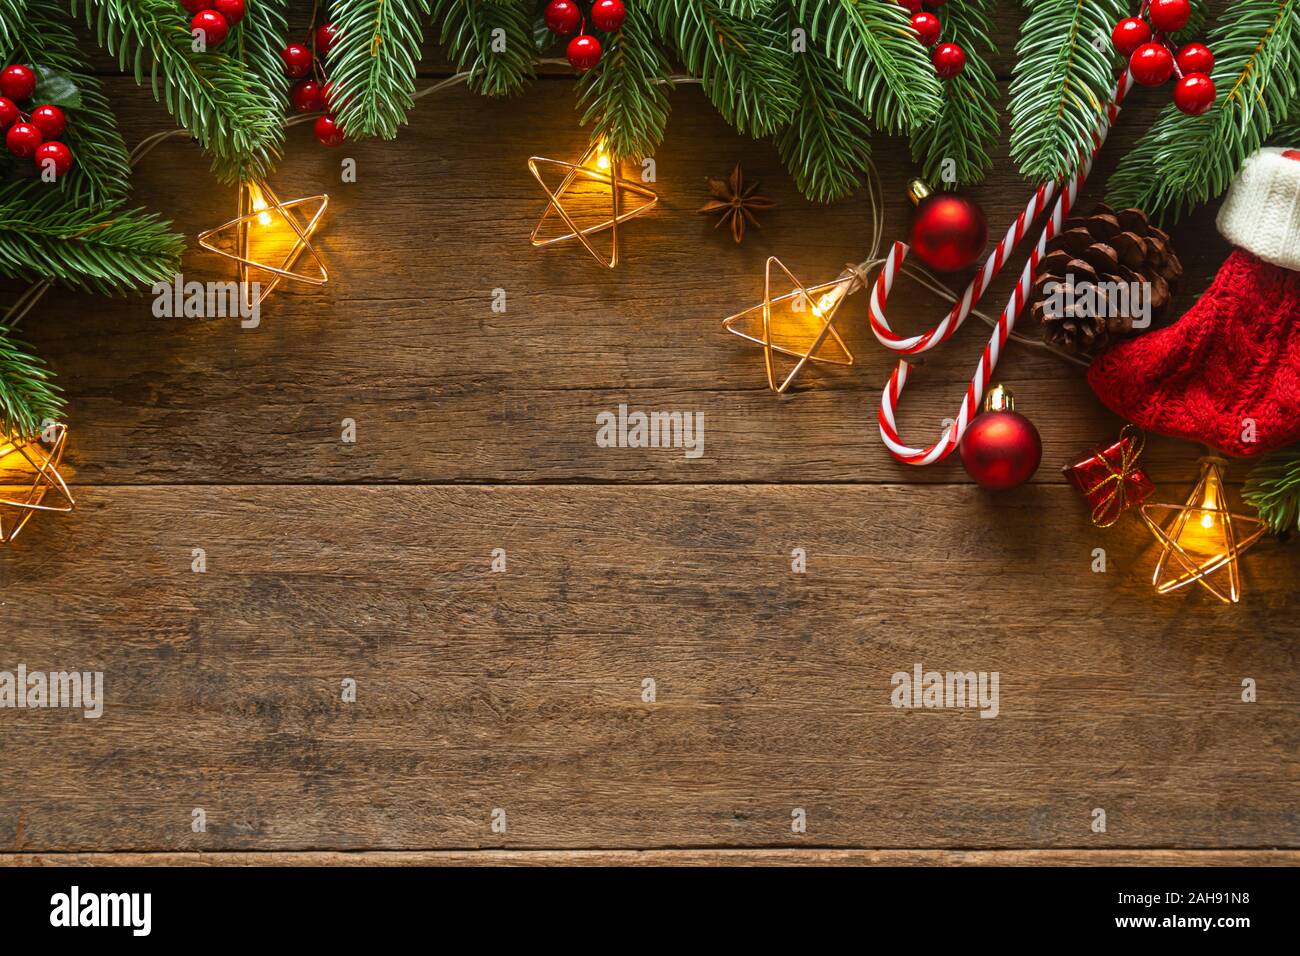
[328,0,430,139]
[432,0,535,97]
[0,327,63,441]
[1009,0,1126,184]
[793,0,943,135]
[577,4,672,162]
[0,183,184,296]
[231,0,289,118]
[648,0,798,137]
[1107,0,1300,219]
[775,2,873,202]
[723,0,776,13]
[72,0,284,184]
[0,0,26,50]
[909,0,1000,187]
[1244,444,1300,535]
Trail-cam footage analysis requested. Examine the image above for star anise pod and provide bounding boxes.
[698,163,777,244]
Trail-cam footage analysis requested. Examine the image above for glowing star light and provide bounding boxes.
[1140,455,1267,603]
[0,423,74,544]
[529,143,658,269]
[197,180,329,311]
[722,256,855,393]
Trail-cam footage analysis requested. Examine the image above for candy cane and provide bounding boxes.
[868,71,1134,465]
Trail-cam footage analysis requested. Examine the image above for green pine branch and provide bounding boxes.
[72,0,284,184]
[0,327,63,441]
[231,0,289,118]
[648,0,798,137]
[577,4,673,162]
[723,0,777,13]
[1244,444,1300,535]
[1010,0,1126,184]
[793,0,943,135]
[328,0,430,139]
[1107,0,1300,220]
[433,0,535,97]
[0,0,26,50]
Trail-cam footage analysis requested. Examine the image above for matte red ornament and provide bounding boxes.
[1173,73,1216,115]
[897,0,922,11]
[907,181,987,273]
[34,140,73,177]
[591,0,627,32]
[910,12,942,47]
[212,0,245,26]
[1129,42,1174,86]
[179,0,212,12]
[29,104,66,139]
[1149,0,1191,33]
[544,0,582,35]
[1111,17,1151,56]
[931,42,965,79]
[315,22,339,55]
[1176,42,1214,76]
[958,386,1042,490]
[314,115,345,147]
[191,10,230,48]
[281,43,314,78]
[5,121,42,157]
[0,97,18,129]
[290,79,325,113]
[566,34,602,71]
[0,64,36,102]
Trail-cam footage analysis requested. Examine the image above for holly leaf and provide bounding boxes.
[30,65,82,109]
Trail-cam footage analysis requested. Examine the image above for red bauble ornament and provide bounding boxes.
[931,42,965,79]
[898,0,922,11]
[0,64,36,102]
[191,10,230,48]
[958,387,1042,490]
[1148,0,1190,33]
[34,140,73,177]
[1176,42,1214,75]
[1173,72,1216,115]
[544,0,582,35]
[591,0,626,32]
[29,104,66,139]
[1129,42,1174,86]
[281,43,314,78]
[314,114,345,147]
[1111,17,1151,56]
[910,12,942,47]
[5,121,42,157]
[567,34,602,71]
[179,0,212,12]
[0,97,18,129]
[315,22,340,55]
[290,79,325,113]
[907,181,987,273]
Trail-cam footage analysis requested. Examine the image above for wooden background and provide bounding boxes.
[2,4,1298,866]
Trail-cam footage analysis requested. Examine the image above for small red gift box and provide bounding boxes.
[1063,427,1155,527]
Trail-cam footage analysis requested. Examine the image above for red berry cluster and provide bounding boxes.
[1113,0,1216,115]
[281,23,344,147]
[898,0,966,80]
[0,64,74,179]
[545,0,626,72]
[181,0,246,51]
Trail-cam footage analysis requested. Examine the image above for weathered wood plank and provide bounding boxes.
[2,485,1296,851]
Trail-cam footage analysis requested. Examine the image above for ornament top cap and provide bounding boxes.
[906,179,932,206]
[983,383,1015,412]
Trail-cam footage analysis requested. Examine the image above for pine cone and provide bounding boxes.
[1029,204,1183,357]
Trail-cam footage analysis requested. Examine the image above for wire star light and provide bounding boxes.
[529,143,658,269]
[1140,455,1267,603]
[197,180,329,311]
[721,257,856,393]
[0,423,74,544]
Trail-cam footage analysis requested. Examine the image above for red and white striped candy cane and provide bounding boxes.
[869,71,1134,465]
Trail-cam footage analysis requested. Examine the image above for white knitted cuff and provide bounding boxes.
[1216,147,1300,271]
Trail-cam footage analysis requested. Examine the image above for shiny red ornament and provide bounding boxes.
[34,140,73,177]
[314,114,345,147]
[281,43,314,78]
[958,391,1042,490]
[1176,42,1214,75]
[1148,0,1190,33]
[179,0,212,12]
[910,12,942,47]
[0,64,36,102]
[212,0,245,25]
[591,0,627,32]
[315,22,339,55]
[1173,72,1216,115]
[897,0,922,11]
[5,121,42,157]
[290,79,325,113]
[908,184,988,273]
[567,34,602,71]
[931,42,965,79]
[1129,42,1174,86]
[191,10,230,48]
[29,104,66,139]
[0,97,18,129]
[544,0,582,35]
[1111,17,1151,56]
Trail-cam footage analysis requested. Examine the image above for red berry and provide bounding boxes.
[544,0,582,35]
[191,10,230,49]
[314,115,345,147]
[29,104,66,139]
[281,43,314,78]
[1129,42,1174,86]
[212,0,245,26]
[1173,73,1216,115]
[1176,42,1214,76]
[290,79,325,113]
[179,0,212,11]
[591,0,626,32]
[1111,17,1151,56]
[1149,0,1191,34]
[897,0,922,11]
[566,34,602,71]
[911,12,942,47]
[5,121,42,157]
[0,97,18,129]
[0,64,36,102]
[927,0,947,5]
[315,22,339,56]
[34,140,73,178]
[931,42,966,79]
